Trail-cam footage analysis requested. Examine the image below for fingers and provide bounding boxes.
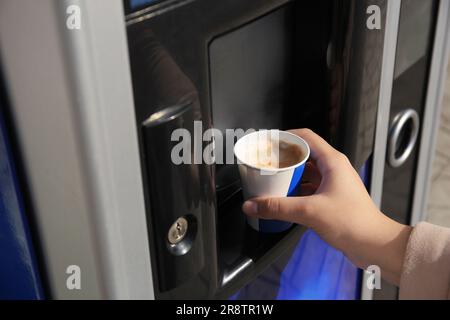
[302,161,321,185]
[287,129,339,173]
[299,183,319,196]
[242,196,317,226]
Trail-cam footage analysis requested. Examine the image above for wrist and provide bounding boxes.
[348,211,412,285]
[374,217,412,285]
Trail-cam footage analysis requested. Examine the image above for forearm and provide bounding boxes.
[344,211,412,286]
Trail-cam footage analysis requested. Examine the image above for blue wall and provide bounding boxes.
[0,103,44,299]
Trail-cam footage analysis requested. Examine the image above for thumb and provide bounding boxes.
[242,196,316,225]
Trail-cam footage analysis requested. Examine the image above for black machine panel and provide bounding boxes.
[210,7,293,133]
[125,0,386,299]
[382,0,439,225]
[376,0,439,300]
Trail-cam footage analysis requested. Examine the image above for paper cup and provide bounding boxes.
[234,130,310,233]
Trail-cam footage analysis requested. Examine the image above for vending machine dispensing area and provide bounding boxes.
[125,0,386,299]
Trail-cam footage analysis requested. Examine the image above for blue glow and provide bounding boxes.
[129,0,160,10]
[276,230,358,300]
[230,230,359,300]
[228,291,240,300]
[230,161,372,300]
[0,92,44,299]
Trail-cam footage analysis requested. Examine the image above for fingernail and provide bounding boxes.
[242,201,258,215]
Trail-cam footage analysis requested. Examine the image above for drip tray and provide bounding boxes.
[215,189,306,298]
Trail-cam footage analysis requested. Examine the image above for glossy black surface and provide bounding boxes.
[142,103,209,292]
[331,0,386,170]
[381,0,439,225]
[209,5,294,201]
[381,59,432,223]
[376,0,438,300]
[215,190,306,299]
[126,0,386,299]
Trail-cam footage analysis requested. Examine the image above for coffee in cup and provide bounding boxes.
[234,130,310,233]
[243,138,305,170]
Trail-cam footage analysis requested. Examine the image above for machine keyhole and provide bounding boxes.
[176,223,182,239]
[168,217,188,245]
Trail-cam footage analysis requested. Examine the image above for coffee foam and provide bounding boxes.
[242,138,304,169]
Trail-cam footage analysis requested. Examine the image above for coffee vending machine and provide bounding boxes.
[1,0,449,299]
[125,0,387,299]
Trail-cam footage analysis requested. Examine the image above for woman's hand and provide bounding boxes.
[242,129,412,285]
